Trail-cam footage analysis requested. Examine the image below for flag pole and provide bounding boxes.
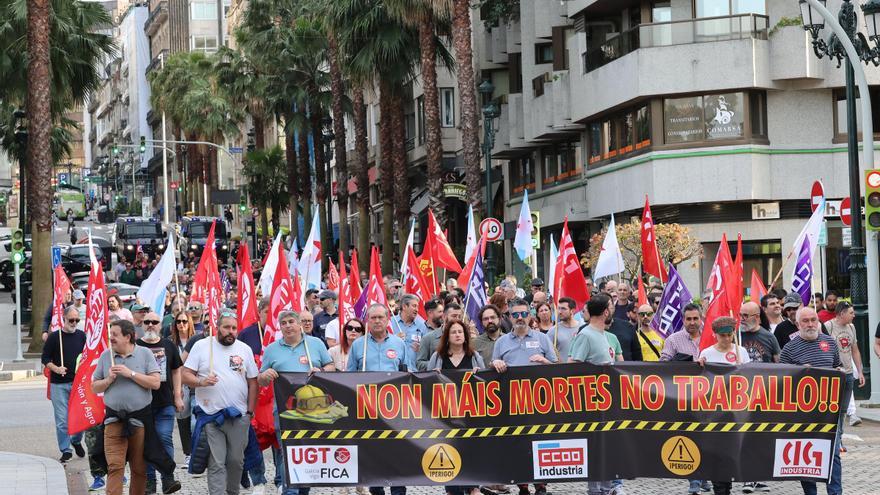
[303,334,315,369]
[362,334,368,372]
[59,322,65,370]
[768,250,797,292]
[108,321,115,367]
[209,321,214,374]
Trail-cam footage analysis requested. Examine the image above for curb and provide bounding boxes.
[0,370,40,382]
[0,451,69,495]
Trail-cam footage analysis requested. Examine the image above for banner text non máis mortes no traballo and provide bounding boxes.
[275,362,842,487]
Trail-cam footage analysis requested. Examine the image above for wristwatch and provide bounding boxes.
[130,371,136,378]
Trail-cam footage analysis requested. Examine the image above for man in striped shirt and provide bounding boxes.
[660,303,703,362]
[780,307,843,495]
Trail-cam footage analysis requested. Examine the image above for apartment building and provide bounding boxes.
[481,0,878,294]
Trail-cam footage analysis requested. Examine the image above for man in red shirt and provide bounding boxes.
[817,290,839,323]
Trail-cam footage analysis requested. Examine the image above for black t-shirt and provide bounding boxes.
[441,354,474,370]
[773,320,799,350]
[608,318,642,362]
[136,338,183,408]
[613,302,633,322]
[41,330,87,384]
[313,311,336,345]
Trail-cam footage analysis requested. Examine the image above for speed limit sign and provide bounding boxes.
[480,217,503,241]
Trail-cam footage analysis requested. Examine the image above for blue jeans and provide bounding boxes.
[799,447,841,495]
[243,451,267,486]
[273,446,284,487]
[274,412,309,495]
[50,382,83,454]
[147,405,176,482]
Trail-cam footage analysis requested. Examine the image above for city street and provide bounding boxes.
[4,376,878,495]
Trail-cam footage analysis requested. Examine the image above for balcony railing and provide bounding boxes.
[146,49,169,75]
[144,1,168,36]
[583,13,769,73]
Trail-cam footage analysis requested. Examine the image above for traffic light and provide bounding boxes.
[239,198,247,213]
[112,144,119,155]
[866,170,880,231]
[10,229,24,265]
[139,136,146,153]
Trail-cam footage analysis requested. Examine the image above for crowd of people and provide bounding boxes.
[40,251,861,495]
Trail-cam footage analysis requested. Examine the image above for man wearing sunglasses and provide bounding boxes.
[773,293,802,350]
[635,304,665,362]
[41,305,87,463]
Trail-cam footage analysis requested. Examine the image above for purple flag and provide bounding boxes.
[792,236,812,306]
[464,248,488,333]
[650,265,693,338]
[353,284,369,320]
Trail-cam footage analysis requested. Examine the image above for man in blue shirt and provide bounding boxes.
[347,304,409,373]
[258,310,334,495]
[391,294,428,371]
[491,299,558,372]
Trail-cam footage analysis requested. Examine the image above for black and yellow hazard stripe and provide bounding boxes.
[280,420,837,440]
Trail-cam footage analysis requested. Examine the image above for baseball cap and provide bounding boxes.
[783,293,802,309]
[318,289,338,300]
[73,289,85,300]
[131,303,149,312]
[531,278,545,287]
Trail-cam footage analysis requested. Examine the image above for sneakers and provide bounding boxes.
[609,487,626,495]
[252,484,267,495]
[88,476,105,491]
[59,452,72,463]
[534,487,549,495]
[742,482,756,493]
[849,414,862,426]
[146,478,157,495]
[701,481,712,492]
[73,443,86,458]
[754,482,770,492]
[123,475,128,486]
[180,455,191,469]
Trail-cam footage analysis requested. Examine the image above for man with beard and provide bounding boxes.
[739,301,780,363]
[546,298,580,362]
[474,304,504,365]
[661,304,704,361]
[137,312,184,494]
[818,290,839,323]
[183,313,258,495]
[417,300,455,371]
[392,294,428,371]
[258,310,335,495]
[490,299,556,495]
[781,307,843,495]
[761,294,784,332]
[773,293,802,349]
[634,304,665,362]
[91,320,168,495]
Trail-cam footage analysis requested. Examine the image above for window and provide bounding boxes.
[664,92,750,144]
[652,1,671,22]
[190,1,217,20]
[834,88,880,138]
[542,142,582,187]
[587,103,652,167]
[508,157,536,197]
[191,35,218,53]
[703,93,745,140]
[750,90,768,138]
[664,96,704,144]
[535,43,553,65]
[440,88,454,127]
[509,53,523,94]
[416,96,425,145]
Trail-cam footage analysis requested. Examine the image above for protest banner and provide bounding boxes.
[275,363,843,487]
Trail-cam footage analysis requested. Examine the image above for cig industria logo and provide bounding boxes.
[532,439,588,479]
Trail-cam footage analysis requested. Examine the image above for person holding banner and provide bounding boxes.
[660,303,703,362]
[328,318,366,371]
[426,320,486,372]
[546,297,580,362]
[258,310,335,495]
[392,294,428,371]
[41,305,87,463]
[635,304,665,362]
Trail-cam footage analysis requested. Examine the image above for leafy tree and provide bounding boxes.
[241,146,289,236]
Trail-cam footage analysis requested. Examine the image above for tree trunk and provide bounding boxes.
[260,205,270,241]
[26,0,52,351]
[353,90,371,275]
[285,127,300,240]
[420,13,446,229]
[328,36,350,263]
[253,114,265,150]
[390,91,411,270]
[297,121,312,234]
[378,85,395,273]
[452,0,483,215]
[309,102,330,265]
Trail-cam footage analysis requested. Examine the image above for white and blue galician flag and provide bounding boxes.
[464,204,477,264]
[136,232,176,318]
[464,242,488,333]
[547,234,558,298]
[513,189,534,261]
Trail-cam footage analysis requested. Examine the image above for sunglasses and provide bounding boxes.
[510,311,530,319]
[144,320,160,325]
[345,325,364,332]
[638,312,654,317]
[67,318,80,323]
[176,320,188,324]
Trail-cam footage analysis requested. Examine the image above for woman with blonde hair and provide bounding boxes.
[170,311,196,465]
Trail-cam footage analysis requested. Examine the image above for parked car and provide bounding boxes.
[75,236,114,266]
[68,244,111,272]
[0,236,32,263]
[107,282,140,307]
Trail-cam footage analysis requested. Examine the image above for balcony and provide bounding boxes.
[583,14,769,73]
[144,1,168,37]
[146,49,169,75]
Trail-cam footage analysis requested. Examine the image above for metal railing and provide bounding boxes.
[583,13,769,73]
[144,1,168,34]
[146,49,169,75]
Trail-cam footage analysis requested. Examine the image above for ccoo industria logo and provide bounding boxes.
[532,439,588,480]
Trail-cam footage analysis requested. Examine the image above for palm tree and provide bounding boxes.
[326,34,351,262]
[0,0,114,350]
[351,89,371,274]
[241,146,289,235]
[451,0,482,218]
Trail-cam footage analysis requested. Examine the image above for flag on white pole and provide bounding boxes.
[464,205,477,264]
[593,213,626,280]
[136,233,176,318]
[513,190,534,261]
[297,210,323,291]
[257,231,284,295]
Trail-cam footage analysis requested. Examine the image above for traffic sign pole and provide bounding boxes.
[14,263,22,361]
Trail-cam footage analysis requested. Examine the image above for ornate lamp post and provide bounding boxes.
[800,0,880,399]
[479,80,500,287]
[322,116,335,265]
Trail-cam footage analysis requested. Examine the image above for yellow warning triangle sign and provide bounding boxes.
[428,446,457,470]
[666,438,695,463]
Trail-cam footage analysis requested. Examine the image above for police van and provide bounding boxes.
[114,216,164,261]
[179,216,229,262]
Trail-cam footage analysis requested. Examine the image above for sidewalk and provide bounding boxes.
[0,451,68,495]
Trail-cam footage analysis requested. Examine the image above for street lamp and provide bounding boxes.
[13,110,27,234]
[322,116,335,264]
[479,79,500,287]
[800,0,880,399]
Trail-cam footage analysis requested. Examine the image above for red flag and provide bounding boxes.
[50,266,72,333]
[641,196,667,282]
[262,244,297,348]
[350,249,362,301]
[554,218,590,311]
[403,245,431,319]
[731,233,744,311]
[417,238,439,295]
[366,246,387,308]
[750,269,768,302]
[699,289,729,352]
[236,243,259,330]
[201,222,223,338]
[427,209,463,273]
[327,259,340,291]
[457,235,485,289]
[636,269,648,307]
[68,248,109,434]
[191,221,219,306]
[338,251,355,330]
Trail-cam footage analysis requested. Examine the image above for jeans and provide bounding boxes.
[84,426,107,477]
[243,451,267,486]
[273,446,284,487]
[588,481,613,495]
[147,406,176,483]
[799,447,842,495]
[50,382,83,454]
